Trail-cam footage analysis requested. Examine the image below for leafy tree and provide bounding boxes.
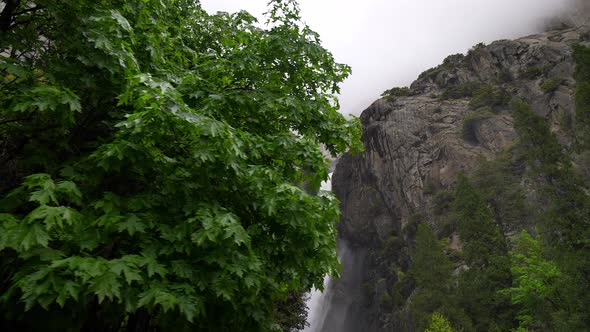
[273,291,310,332]
[0,0,362,331]
[503,231,560,331]
[424,312,454,332]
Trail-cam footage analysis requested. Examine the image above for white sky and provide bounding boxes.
[200,0,576,115]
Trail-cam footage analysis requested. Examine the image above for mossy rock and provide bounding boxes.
[461,107,495,143]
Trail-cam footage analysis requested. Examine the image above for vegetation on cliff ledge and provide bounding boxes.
[407,95,590,331]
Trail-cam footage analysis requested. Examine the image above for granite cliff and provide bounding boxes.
[320,19,590,332]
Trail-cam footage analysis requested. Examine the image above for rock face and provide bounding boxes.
[320,24,590,332]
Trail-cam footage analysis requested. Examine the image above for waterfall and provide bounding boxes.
[303,275,332,332]
[303,173,334,332]
[304,172,366,332]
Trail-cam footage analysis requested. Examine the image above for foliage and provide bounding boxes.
[512,98,590,330]
[468,84,510,110]
[470,149,530,230]
[440,82,481,100]
[519,64,553,80]
[381,86,411,98]
[503,231,560,331]
[573,44,590,147]
[464,42,487,67]
[461,107,494,143]
[453,174,515,332]
[408,223,454,331]
[540,77,563,93]
[273,291,309,332]
[424,312,454,332]
[0,0,362,331]
[511,99,564,173]
[432,190,454,215]
[418,54,466,81]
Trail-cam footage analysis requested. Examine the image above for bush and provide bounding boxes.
[441,82,481,100]
[418,54,466,80]
[540,77,564,93]
[425,312,455,332]
[520,64,553,79]
[461,107,495,143]
[381,86,411,98]
[464,42,487,66]
[433,190,454,215]
[469,85,511,110]
[404,212,424,238]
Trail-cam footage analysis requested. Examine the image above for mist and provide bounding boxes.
[201,0,578,115]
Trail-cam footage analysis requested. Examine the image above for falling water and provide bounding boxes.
[303,174,334,332]
[303,275,332,332]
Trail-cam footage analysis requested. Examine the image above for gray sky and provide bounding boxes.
[201,0,576,115]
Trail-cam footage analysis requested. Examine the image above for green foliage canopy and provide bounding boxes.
[408,223,454,331]
[0,0,362,330]
[452,174,514,332]
[424,312,455,332]
[503,231,560,331]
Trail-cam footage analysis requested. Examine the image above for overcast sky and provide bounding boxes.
[201,0,576,115]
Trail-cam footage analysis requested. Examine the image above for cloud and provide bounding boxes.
[201,0,577,115]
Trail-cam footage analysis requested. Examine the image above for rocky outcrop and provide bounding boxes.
[321,24,590,332]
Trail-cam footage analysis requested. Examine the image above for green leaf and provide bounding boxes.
[25,205,80,230]
[116,214,146,235]
[110,259,143,285]
[19,223,51,250]
[110,10,132,32]
[56,181,83,204]
[56,281,81,307]
[138,256,167,278]
[137,287,177,312]
[90,272,121,303]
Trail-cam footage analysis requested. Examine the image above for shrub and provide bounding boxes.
[418,54,466,80]
[441,82,481,100]
[469,84,511,110]
[425,312,455,332]
[381,86,411,98]
[464,42,487,65]
[520,64,553,79]
[540,77,564,93]
[433,190,454,215]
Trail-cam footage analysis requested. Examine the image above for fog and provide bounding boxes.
[201,0,577,115]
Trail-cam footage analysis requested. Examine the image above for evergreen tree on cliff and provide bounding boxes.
[0,0,362,330]
[453,174,515,331]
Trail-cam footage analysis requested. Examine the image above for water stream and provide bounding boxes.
[302,174,334,332]
[303,173,366,332]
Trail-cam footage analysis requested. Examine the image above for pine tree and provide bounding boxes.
[453,174,515,331]
[408,223,454,331]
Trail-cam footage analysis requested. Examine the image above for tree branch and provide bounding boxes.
[0,0,21,33]
[13,5,44,16]
[0,116,32,126]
